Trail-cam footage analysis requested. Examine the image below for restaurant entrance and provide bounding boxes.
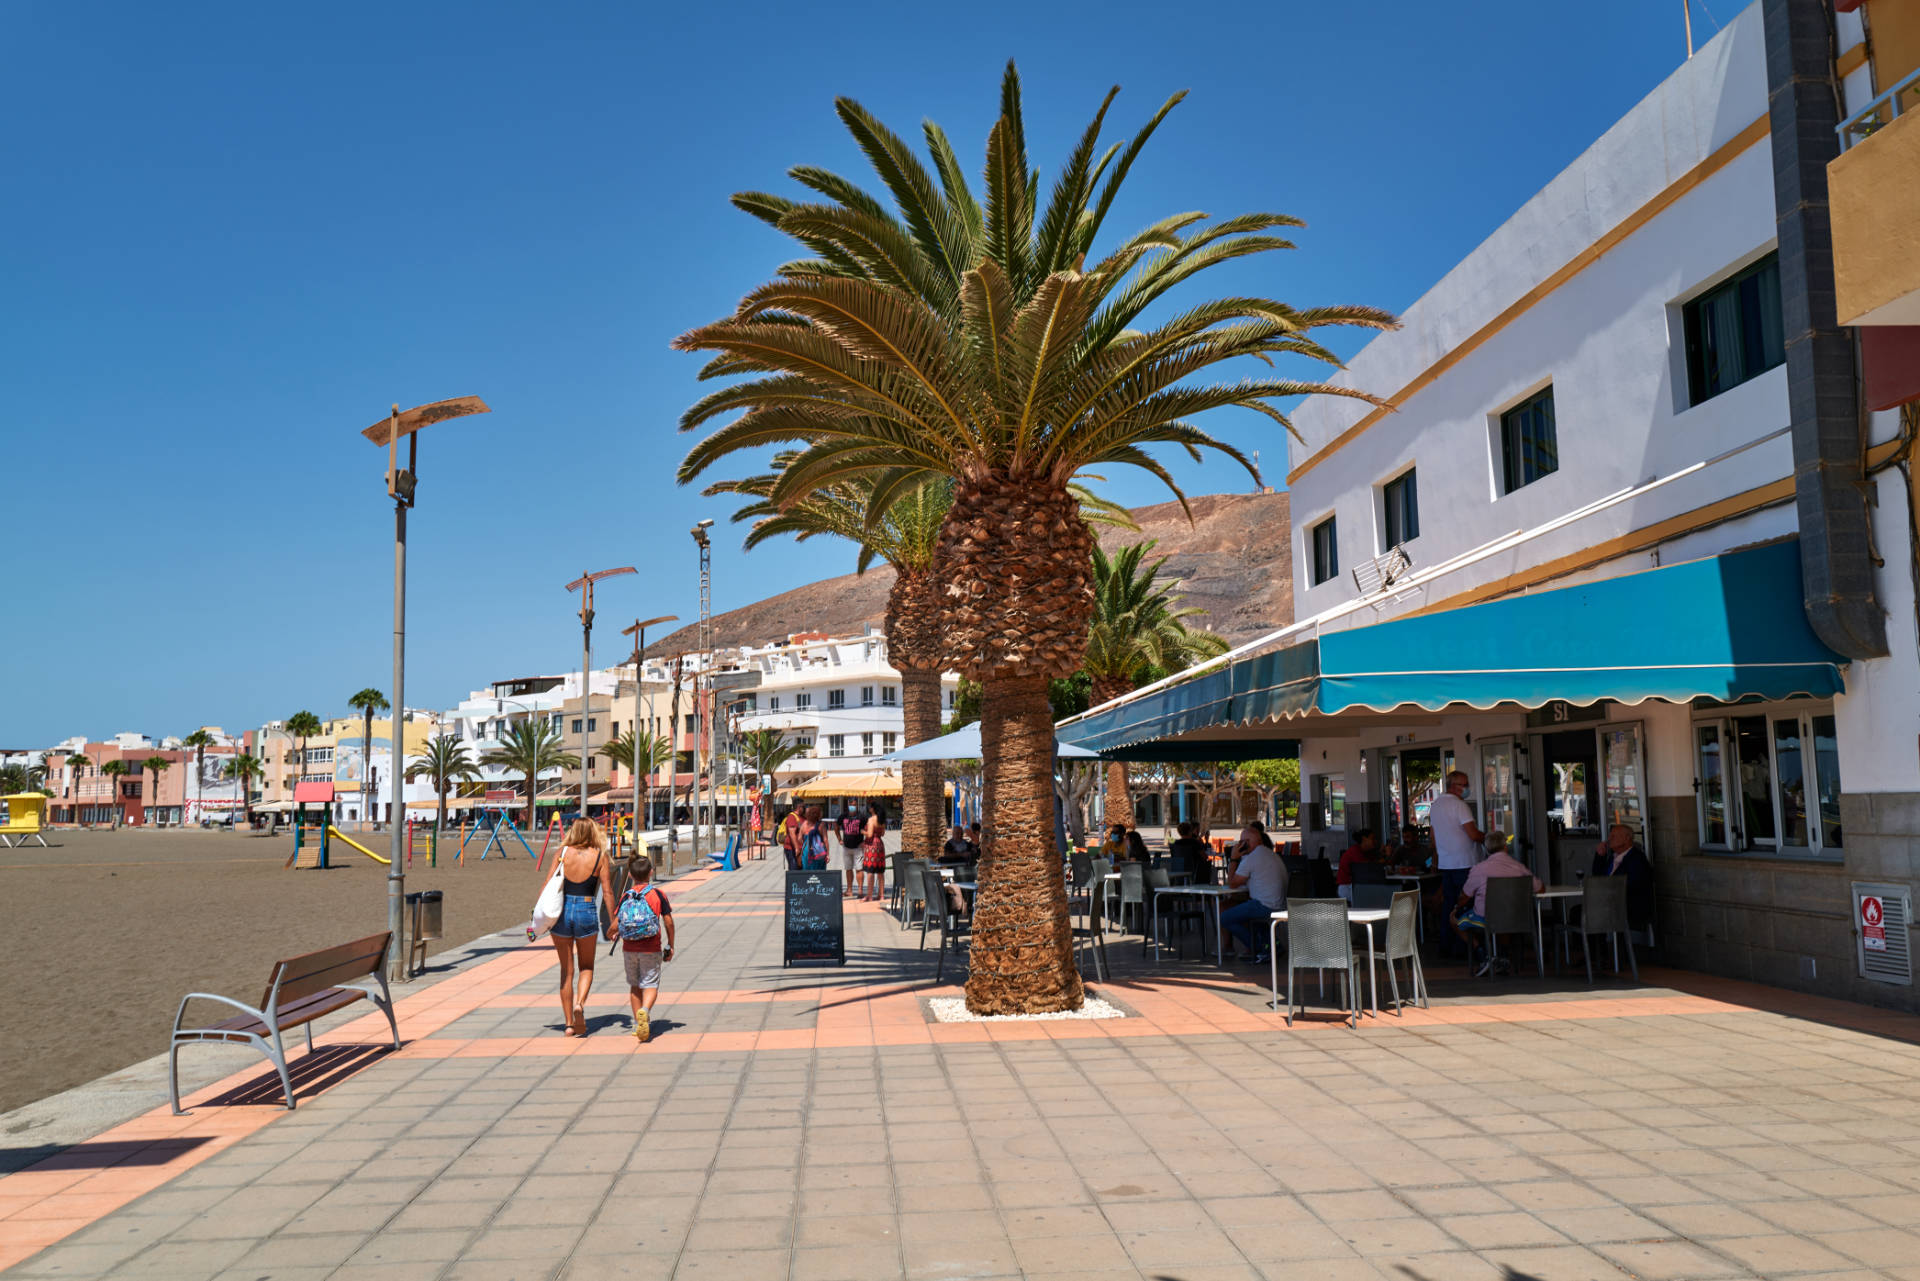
[1523,706,1649,884]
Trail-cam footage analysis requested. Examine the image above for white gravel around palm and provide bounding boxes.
[927,995,1127,1022]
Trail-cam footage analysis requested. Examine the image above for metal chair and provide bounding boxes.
[1145,866,1206,960]
[1481,876,1540,973]
[890,851,912,919]
[1271,898,1359,1028]
[902,858,930,931]
[1116,862,1148,935]
[1075,857,1111,981]
[919,864,972,981]
[1349,860,1388,886]
[1367,890,1428,1013]
[1567,874,1638,983]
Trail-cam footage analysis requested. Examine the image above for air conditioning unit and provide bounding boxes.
[1351,545,1415,601]
[1854,882,1913,985]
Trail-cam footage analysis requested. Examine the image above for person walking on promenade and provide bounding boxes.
[778,807,802,870]
[617,853,676,1042]
[549,819,616,1037]
[799,805,830,870]
[838,806,865,895]
[859,800,890,902]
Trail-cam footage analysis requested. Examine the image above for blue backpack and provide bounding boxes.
[616,886,662,942]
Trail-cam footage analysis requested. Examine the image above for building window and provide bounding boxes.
[1382,470,1419,549]
[798,735,814,748]
[884,732,897,751]
[571,718,583,733]
[1684,252,1784,405]
[587,757,598,770]
[1310,516,1338,586]
[769,695,780,712]
[796,693,812,710]
[1500,387,1559,493]
[882,687,897,706]
[684,714,698,734]
[860,686,874,707]
[1694,705,1842,856]
[828,734,845,758]
[862,732,874,756]
[828,689,845,710]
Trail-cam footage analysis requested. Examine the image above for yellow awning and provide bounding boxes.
[787,772,954,799]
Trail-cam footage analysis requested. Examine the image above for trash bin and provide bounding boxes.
[409,889,444,941]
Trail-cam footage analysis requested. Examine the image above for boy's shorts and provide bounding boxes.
[623,950,662,990]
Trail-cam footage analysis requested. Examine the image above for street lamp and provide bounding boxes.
[689,520,713,863]
[362,395,489,983]
[621,615,678,849]
[565,568,637,827]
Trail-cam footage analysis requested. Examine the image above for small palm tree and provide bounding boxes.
[677,65,1391,1012]
[482,721,579,836]
[142,756,172,826]
[736,728,808,794]
[346,689,390,827]
[180,729,214,824]
[99,759,129,828]
[405,734,479,836]
[64,753,91,824]
[1083,540,1227,826]
[286,710,322,796]
[225,753,263,828]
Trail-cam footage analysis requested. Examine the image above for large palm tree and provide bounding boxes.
[405,734,478,836]
[225,753,263,828]
[0,761,47,794]
[482,721,579,836]
[1083,540,1227,827]
[142,756,172,826]
[346,688,390,828]
[708,461,1132,864]
[286,710,322,797]
[180,729,214,824]
[99,759,129,828]
[677,65,1392,1013]
[64,753,91,825]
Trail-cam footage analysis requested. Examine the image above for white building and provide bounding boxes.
[1063,2,1920,1009]
[440,671,620,821]
[735,630,960,791]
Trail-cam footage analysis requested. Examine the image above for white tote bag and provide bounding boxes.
[529,864,565,939]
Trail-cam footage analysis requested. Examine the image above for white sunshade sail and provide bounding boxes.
[878,722,1100,763]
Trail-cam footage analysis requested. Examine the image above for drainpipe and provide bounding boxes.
[1764,0,1888,659]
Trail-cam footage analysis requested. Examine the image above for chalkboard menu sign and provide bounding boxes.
[783,870,846,965]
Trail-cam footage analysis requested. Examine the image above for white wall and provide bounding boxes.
[1835,471,1920,795]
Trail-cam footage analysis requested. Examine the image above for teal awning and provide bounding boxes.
[1059,540,1847,757]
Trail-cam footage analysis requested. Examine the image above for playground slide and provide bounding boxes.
[327,826,392,865]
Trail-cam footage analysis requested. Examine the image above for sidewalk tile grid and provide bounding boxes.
[7,857,1920,1279]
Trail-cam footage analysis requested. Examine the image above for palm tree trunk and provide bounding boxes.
[362,709,374,830]
[898,665,945,859]
[964,675,1083,1016]
[437,785,447,837]
[1091,678,1133,829]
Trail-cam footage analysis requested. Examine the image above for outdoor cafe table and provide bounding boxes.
[1150,884,1239,966]
[1268,906,1391,1016]
[1532,885,1584,977]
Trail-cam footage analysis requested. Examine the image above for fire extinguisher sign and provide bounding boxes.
[1862,895,1887,951]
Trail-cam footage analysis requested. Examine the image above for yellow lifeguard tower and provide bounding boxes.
[0,794,50,848]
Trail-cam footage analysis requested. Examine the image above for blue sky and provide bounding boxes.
[1,0,1728,746]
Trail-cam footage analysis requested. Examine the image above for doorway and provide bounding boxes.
[1532,729,1598,884]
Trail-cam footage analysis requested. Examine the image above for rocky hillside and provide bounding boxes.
[650,490,1293,655]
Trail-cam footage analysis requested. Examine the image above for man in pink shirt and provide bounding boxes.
[1450,833,1542,976]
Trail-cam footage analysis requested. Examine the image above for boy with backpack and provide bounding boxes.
[615,854,675,1042]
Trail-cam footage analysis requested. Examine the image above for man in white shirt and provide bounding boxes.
[1428,771,1486,958]
[1220,823,1288,962]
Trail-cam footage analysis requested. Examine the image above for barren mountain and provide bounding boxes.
[650,490,1293,655]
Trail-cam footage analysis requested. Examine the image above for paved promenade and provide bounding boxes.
[7,856,1920,1280]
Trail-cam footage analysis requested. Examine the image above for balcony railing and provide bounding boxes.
[1838,66,1920,150]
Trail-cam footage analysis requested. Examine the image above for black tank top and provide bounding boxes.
[561,849,602,896]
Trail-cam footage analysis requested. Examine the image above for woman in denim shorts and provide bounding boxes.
[549,819,615,1036]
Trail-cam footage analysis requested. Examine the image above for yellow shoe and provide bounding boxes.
[634,1011,651,1043]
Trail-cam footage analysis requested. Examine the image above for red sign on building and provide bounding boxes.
[1862,895,1887,952]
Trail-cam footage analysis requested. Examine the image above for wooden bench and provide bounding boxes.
[168,932,399,1114]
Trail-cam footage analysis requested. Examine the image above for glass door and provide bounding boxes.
[1695,722,1729,848]
[1597,723,1647,850]
[1478,739,1517,843]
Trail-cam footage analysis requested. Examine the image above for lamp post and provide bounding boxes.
[361,395,489,983]
[565,568,637,828]
[621,616,678,850]
[689,520,713,862]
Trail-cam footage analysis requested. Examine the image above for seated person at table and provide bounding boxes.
[1124,829,1152,863]
[1336,829,1382,900]
[1450,832,1541,975]
[939,824,977,862]
[1167,821,1211,882]
[1590,823,1655,930]
[1220,823,1287,963]
[1099,824,1129,861]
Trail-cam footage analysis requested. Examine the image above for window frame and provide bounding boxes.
[1380,468,1419,551]
[1681,251,1785,406]
[1308,514,1339,587]
[827,734,845,758]
[827,689,845,710]
[1691,700,1842,860]
[1497,385,1560,495]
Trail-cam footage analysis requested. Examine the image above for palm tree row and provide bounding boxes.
[679,63,1391,1013]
